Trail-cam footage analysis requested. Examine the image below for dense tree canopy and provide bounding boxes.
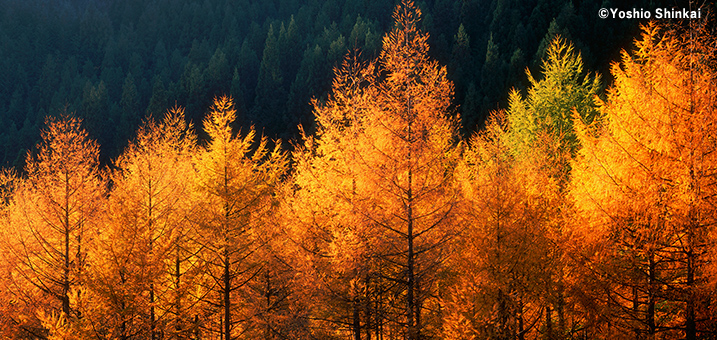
[1,0,716,339]
[290,2,461,338]
[570,22,717,339]
[0,0,672,168]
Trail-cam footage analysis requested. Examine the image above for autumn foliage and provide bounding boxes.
[1,1,716,339]
[569,22,717,339]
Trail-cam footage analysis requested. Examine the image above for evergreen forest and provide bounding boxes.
[1,0,676,166]
[1,0,717,339]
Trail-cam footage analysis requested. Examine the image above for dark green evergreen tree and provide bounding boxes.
[119,72,141,150]
[253,24,287,137]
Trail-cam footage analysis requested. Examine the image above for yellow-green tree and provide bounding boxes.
[505,36,601,339]
[506,36,602,169]
[570,23,717,339]
[194,95,287,340]
[445,36,601,340]
[290,1,461,338]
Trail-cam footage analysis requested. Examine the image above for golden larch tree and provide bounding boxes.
[290,1,461,338]
[290,51,390,340]
[2,114,104,338]
[445,111,555,340]
[570,22,717,339]
[88,107,200,339]
[194,95,287,340]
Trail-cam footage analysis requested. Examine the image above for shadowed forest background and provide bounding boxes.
[1,0,671,166]
[1,0,717,339]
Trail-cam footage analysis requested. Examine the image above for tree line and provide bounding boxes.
[0,0,659,168]
[2,1,717,339]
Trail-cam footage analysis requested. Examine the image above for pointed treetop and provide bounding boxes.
[27,114,100,177]
[203,95,239,144]
[116,104,195,171]
[506,36,601,162]
[381,0,431,78]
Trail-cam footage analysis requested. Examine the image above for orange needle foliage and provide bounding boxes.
[2,115,104,338]
[570,23,717,339]
[194,95,287,340]
[0,7,715,340]
[90,107,199,339]
[446,112,553,340]
[291,1,461,338]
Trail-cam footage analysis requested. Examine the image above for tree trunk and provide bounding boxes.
[175,248,182,337]
[120,275,127,340]
[557,287,565,339]
[647,253,656,340]
[546,305,553,340]
[407,185,415,340]
[517,301,525,340]
[224,250,231,340]
[151,285,156,340]
[353,296,361,340]
[376,291,383,340]
[632,286,639,340]
[266,271,272,340]
[685,243,696,340]
[365,277,372,340]
[406,96,416,340]
[415,279,421,340]
[63,179,71,317]
[63,225,71,317]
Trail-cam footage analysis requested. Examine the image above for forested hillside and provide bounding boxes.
[1,0,658,167]
[2,0,717,339]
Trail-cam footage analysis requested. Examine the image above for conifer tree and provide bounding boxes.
[505,36,601,179]
[3,115,104,338]
[503,36,601,338]
[195,95,287,340]
[254,24,288,135]
[445,111,555,340]
[570,23,717,339]
[90,106,199,339]
[291,1,461,338]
